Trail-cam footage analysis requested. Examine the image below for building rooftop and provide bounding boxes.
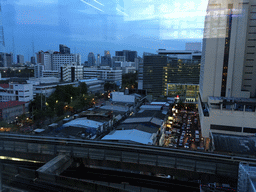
[122,117,163,127]
[63,118,104,129]
[212,133,256,157]
[132,110,166,120]
[0,84,9,89]
[157,50,201,55]
[116,123,159,134]
[101,129,154,145]
[140,105,162,111]
[0,101,26,109]
[100,105,130,112]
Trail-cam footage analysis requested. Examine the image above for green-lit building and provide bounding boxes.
[139,50,201,102]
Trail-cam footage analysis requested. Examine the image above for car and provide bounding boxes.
[195,130,199,135]
[195,135,200,142]
[184,143,189,149]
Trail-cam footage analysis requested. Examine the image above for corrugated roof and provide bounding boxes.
[213,133,256,157]
[102,129,154,145]
[140,105,162,110]
[100,105,129,112]
[116,123,158,134]
[0,84,9,89]
[0,101,26,109]
[63,118,104,129]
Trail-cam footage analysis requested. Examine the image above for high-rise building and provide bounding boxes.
[6,53,13,67]
[96,54,100,66]
[60,63,83,82]
[52,53,81,72]
[31,56,36,64]
[59,44,70,54]
[140,50,201,100]
[34,64,45,78]
[17,54,24,64]
[83,67,122,85]
[36,51,52,70]
[88,52,96,66]
[115,50,138,62]
[101,55,112,67]
[104,50,111,57]
[198,0,256,138]
[112,56,125,68]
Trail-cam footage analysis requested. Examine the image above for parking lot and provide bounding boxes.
[163,104,205,151]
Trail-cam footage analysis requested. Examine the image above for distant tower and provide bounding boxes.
[12,36,15,64]
[88,52,96,66]
[0,3,6,67]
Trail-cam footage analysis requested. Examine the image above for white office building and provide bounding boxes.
[0,83,33,102]
[61,63,83,82]
[83,67,122,85]
[34,64,44,78]
[36,51,52,70]
[52,53,81,72]
[198,0,256,138]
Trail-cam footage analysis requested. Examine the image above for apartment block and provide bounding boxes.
[198,0,256,138]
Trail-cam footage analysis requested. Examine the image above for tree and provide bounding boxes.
[55,102,66,116]
[80,82,88,95]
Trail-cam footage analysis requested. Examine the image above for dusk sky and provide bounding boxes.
[1,0,208,63]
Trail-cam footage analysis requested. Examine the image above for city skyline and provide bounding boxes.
[1,0,207,63]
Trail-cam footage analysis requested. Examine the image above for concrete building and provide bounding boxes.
[96,54,100,66]
[60,63,83,82]
[198,0,256,138]
[0,83,33,102]
[34,64,44,78]
[101,55,112,67]
[36,51,52,70]
[59,44,70,54]
[42,70,59,78]
[88,52,96,66]
[140,51,201,99]
[52,53,81,72]
[83,67,122,85]
[79,79,104,94]
[112,56,125,68]
[27,77,83,98]
[122,66,136,74]
[115,50,138,62]
[31,56,36,64]
[6,53,13,67]
[17,55,24,64]
[0,101,26,123]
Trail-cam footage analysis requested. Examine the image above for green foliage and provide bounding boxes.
[122,72,138,89]
[29,94,46,112]
[55,101,66,116]
[80,82,88,95]
[104,82,117,91]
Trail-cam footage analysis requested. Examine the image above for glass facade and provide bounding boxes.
[143,53,200,99]
[167,83,199,102]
